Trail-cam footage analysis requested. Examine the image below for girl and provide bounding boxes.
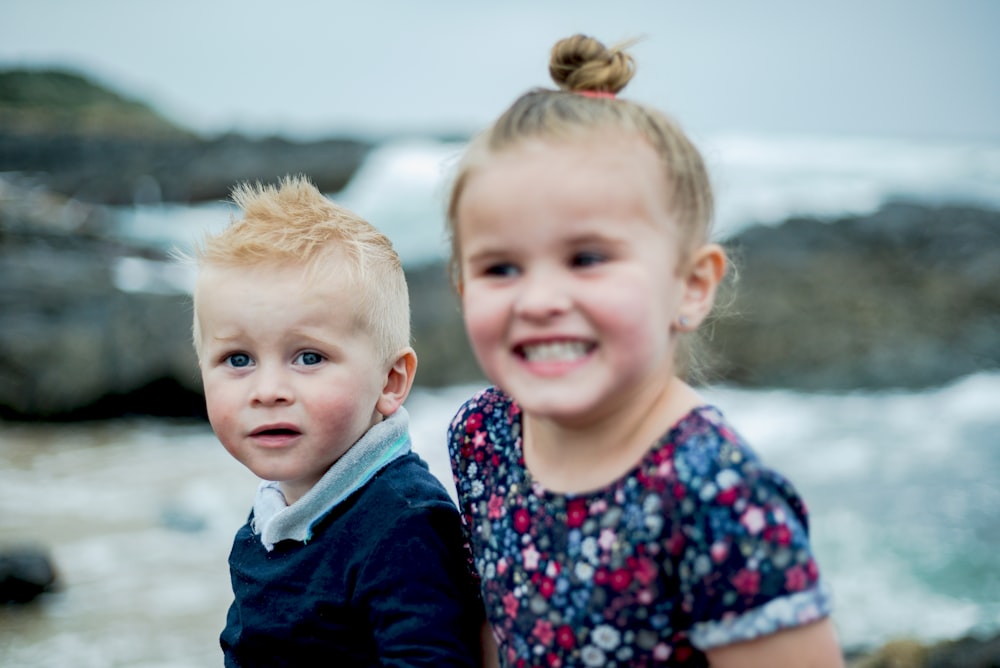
[445,35,844,667]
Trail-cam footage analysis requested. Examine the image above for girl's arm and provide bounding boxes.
[480,620,499,668]
[705,617,845,668]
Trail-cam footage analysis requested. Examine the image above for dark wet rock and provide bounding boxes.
[925,632,1000,668]
[708,202,1000,390]
[847,632,1000,668]
[0,546,57,604]
[0,130,373,205]
[405,261,483,388]
[0,180,202,420]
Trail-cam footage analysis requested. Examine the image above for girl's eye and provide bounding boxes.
[572,251,606,267]
[225,353,253,368]
[484,262,519,277]
[296,351,324,366]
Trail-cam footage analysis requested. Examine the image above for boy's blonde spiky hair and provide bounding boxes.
[192,175,411,363]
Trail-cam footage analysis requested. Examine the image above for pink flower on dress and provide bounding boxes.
[785,564,808,591]
[653,643,672,661]
[533,619,555,646]
[716,487,738,505]
[522,544,540,570]
[556,625,576,650]
[598,528,616,552]
[765,524,792,546]
[502,592,519,617]
[740,506,766,535]
[566,498,588,528]
[731,568,761,595]
[513,508,531,533]
[487,494,506,519]
[609,568,633,592]
[465,412,483,433]
[537,576,556,598]
[710,541,729,563]
[628,556,658,586]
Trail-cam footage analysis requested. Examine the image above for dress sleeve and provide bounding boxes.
[673,432,834,650]
[446,392,488,577]
[357,502,485,667]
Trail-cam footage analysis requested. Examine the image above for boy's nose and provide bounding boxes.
[249,367,293,406]
[512,271,571,320]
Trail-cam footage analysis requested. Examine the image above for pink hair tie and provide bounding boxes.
[578,90,616,99]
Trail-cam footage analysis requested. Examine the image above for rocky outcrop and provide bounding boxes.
[0,130,372,205]
[847,632,1000,668]
[0,68,374,205]
[0,181,203,419]
[709,202,1000,390]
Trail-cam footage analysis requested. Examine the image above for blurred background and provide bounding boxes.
[1,1,999,666]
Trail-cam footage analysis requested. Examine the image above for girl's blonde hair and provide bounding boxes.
[192,175,411,364]
[446,34,723,382]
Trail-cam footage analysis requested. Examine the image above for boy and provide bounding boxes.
[191,175,484,666]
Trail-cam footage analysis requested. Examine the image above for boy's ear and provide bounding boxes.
[376,347,418,417]
[676,243,727,330]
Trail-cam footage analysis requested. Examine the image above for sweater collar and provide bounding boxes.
[251,407,412,551]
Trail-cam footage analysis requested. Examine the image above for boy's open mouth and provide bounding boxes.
[251,426,301,437]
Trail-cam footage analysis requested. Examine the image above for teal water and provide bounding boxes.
[2,375,999,666]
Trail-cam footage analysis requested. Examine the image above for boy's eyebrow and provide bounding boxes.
[203,332,242,345]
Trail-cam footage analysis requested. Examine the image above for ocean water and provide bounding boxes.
[2,375,999,667]
[3,132,999,665]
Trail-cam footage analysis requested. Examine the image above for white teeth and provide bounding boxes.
[522,341,589,362]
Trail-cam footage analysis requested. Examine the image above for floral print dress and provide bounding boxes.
[448,387,833,667]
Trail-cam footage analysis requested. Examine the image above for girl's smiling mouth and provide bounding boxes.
[517,340,595,363]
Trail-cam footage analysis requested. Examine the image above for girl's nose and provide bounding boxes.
[512,271,571,320]
[249,366,293,406]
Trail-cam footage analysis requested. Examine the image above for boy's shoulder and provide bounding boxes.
[366,450,454,509]
[308,451,464,557]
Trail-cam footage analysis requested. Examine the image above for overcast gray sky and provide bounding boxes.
[2,0,998,141]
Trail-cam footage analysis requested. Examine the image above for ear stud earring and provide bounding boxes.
[677,315,691,329]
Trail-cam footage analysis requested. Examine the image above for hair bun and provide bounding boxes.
[548,34,636,95]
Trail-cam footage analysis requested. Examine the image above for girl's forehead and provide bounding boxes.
[496,131,658,166]
[461,136,670,218]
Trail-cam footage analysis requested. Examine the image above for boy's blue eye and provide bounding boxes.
[296,351,324,366]
[225,353,252,368]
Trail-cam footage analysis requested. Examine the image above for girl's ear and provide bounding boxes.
[676,243,727,331]
[376,348,418,417]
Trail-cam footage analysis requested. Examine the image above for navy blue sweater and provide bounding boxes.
[221,452,483,667]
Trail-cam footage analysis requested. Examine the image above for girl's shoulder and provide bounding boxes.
[665,404,764,471]
[451,386,517,427]
[674,404,747,446]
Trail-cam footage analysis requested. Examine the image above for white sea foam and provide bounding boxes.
[109,133,1000,277]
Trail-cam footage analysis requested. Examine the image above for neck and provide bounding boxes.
[522,376,702,494]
